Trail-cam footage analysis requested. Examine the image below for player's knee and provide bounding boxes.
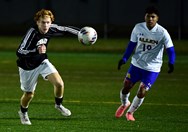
[122,79,134,94]
[124,79,134,89]
[24,92,34,99]
[137,83,148,98]
[55,81,64,89]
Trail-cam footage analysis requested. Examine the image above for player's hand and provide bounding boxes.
[168,62,174,73]
[118,59,126,70]
[38,44,46,54]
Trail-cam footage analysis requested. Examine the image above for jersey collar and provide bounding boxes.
[145,22,158,32]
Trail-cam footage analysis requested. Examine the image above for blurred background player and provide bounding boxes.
[115,6,176,121]
[16,9,80,125]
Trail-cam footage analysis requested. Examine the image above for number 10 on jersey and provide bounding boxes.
[143,44,152,51]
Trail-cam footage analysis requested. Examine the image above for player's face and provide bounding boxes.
[37,16,52,34]
[145,13,159,30]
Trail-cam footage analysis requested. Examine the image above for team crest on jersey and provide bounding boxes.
[36,38,47,46]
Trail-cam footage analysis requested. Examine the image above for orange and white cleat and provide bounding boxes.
[125,112,135,121]
[115,101,130,118]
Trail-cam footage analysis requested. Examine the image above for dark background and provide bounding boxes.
[0,0,187,39]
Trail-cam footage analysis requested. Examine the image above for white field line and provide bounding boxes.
[0,99,188,107]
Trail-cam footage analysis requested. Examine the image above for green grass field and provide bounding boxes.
[0,37,188,131]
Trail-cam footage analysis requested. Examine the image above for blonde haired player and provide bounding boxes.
[17,9,80,125]
[115,6,175,121]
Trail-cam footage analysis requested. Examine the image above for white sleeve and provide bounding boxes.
[50,24,79,35]
[130,26,138,43]
[163,30,174,48]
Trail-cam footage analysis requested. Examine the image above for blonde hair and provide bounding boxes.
[34,9,55,22]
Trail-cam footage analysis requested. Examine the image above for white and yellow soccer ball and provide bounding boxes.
[78,26,97,46]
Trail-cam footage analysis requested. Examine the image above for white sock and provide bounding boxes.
[127,96,144,113]
[120,90,130,106]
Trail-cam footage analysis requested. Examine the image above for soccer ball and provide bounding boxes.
[78,27,97,46]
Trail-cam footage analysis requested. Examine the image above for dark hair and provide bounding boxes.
[145,6,159,16]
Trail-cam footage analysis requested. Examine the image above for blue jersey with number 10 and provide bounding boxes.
[130,22,174,72]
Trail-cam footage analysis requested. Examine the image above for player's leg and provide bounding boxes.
[20,92,34,109]
[18,68,38,125]
[115,65,139,118]
[47,72,71,116]
[126,82,147,121]
[115,79,134,118]
[40,59,64,102]
[121,79,135,104]
[126,70,159,121]
[41,60,71,116]
[47,72,64,102]
[18,92,34,125]
[41,59,71,116]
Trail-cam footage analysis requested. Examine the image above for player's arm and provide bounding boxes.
[50,24,79,35]
[16,28,37,57]
[118,41,137,70]
[163,29,176,73]
[166,46,176,73]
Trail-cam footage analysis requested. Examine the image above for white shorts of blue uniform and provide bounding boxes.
[18,59,57,92]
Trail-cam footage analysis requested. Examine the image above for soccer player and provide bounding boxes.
[115,6,175,121]
[17,9,80,125]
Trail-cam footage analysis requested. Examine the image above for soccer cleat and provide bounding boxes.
[126,112,135,121]
[55,104,71,116]
[18,110,32,125]
[115,101,130,118]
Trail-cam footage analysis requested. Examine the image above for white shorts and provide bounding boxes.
[19,59,58,92]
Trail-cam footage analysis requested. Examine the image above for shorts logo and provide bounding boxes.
[147,83,151,87]
[126,73,131,79]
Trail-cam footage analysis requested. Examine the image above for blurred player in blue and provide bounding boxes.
[115,6,175,121]
[16,9,80,125]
